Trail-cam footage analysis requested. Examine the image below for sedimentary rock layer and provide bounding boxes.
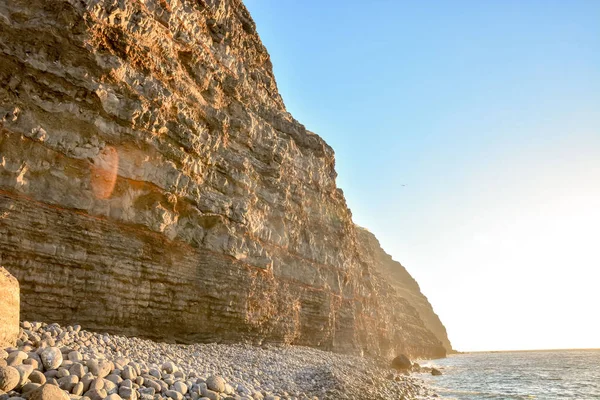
[0,0,447,358]
[356,228,453,352]
[0,267,19,347]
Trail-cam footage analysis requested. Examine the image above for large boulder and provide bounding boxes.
[0,365,20,392]
[0,267,19,348]
[39,347,63,371]
[29,383,70,400]
[391,354,412,370]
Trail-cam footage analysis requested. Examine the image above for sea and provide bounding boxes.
[418,349,600,399]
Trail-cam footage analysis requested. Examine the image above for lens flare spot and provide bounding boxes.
[91,146,119,199]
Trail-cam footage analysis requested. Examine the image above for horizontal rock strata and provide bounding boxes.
[0,0,447,359]
[356,228,453,353]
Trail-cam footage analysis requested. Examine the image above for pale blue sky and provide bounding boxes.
[244,0,600,351]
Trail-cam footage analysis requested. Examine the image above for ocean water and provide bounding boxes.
[419,349,600,399]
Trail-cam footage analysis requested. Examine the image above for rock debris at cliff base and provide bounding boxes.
[0,321,439,400]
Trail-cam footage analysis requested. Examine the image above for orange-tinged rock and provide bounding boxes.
[29,383,70,400]
[0,267,19,348]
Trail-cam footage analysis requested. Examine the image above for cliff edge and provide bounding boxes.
[356,228,453,353]
[0,0,448,358]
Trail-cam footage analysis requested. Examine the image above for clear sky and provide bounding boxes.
[244,0,600,352]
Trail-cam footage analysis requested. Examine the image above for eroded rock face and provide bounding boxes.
[0,0,447,358]
[356,228,454,353]
[0,267,19,347]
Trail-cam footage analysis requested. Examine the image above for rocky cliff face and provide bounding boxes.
[356,228,453,353]
[0,0,447,359]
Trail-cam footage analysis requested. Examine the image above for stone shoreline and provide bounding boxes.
[0,321,439,400]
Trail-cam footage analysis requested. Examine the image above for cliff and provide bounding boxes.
[356,228,453,352]
[0,0,448,359]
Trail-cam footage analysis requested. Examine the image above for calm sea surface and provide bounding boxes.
[419,349,600,399]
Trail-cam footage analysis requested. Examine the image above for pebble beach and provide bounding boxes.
[0,322,439,400]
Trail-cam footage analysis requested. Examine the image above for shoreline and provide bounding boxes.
[456,348,600,354]
[1,321,441,400]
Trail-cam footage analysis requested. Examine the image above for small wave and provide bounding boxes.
[435,389,537,400]
[442,390,484,395]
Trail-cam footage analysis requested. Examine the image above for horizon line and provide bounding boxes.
[455,347,600,354]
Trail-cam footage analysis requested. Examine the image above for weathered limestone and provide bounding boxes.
[0,0,448,358]
[356,228,454,353]
[0,267,19,348]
